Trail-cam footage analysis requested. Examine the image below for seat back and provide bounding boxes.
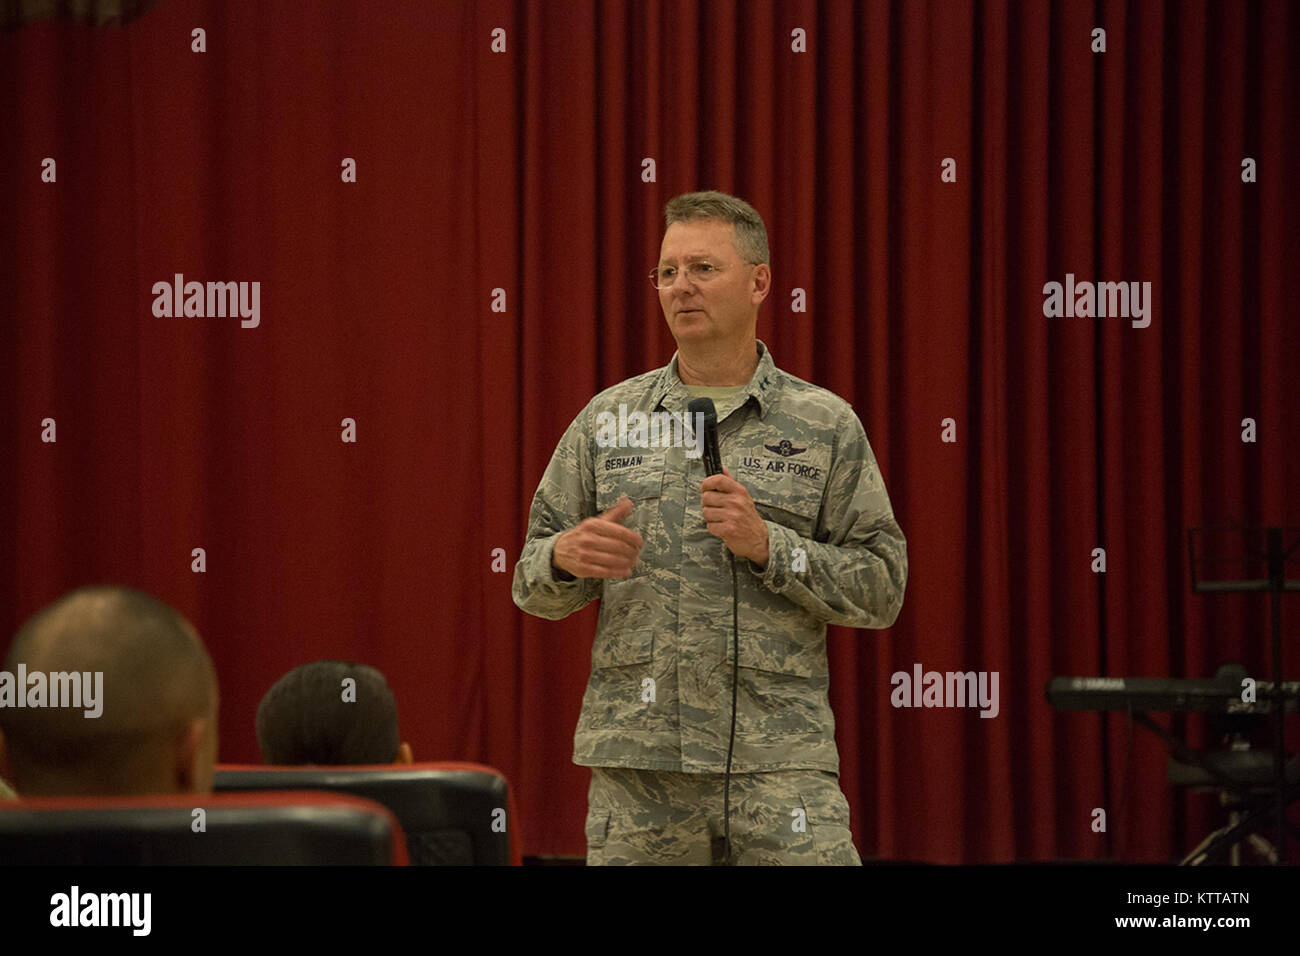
[215,762,517,865]
[0,791,407,865]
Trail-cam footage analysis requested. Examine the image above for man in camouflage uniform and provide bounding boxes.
[512,191,906,864]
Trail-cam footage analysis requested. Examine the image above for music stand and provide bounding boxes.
[1187,525,1300,863]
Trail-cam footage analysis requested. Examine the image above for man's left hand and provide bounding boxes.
[701,466,770,567]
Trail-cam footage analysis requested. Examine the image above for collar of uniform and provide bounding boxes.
[651,339,780,419]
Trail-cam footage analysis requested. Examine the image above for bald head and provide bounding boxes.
[0,586,218,796]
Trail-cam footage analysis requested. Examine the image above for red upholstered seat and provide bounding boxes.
[215,761,520,865]
[0,790,408,865]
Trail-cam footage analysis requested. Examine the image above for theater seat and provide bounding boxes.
[0,791,408,865]
[215,762,519,865]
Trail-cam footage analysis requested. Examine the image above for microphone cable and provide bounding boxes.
[720,549,739,865]
[689,395,740,866]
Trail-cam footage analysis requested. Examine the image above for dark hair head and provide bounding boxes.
[255,660,399,765]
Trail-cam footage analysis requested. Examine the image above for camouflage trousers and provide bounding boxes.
[585,767,861,865]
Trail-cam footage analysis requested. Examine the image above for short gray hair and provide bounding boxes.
[663,190,769,265]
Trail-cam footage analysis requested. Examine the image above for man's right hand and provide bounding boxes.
[552,496,644,579]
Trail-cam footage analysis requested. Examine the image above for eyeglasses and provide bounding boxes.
[649,260,748,290]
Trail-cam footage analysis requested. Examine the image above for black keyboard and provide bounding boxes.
[1046,676,1300,714]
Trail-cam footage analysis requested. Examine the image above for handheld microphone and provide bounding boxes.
[689,397,740,866]
[689,397,723,477]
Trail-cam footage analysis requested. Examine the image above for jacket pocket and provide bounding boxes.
[734,630,827,736]
[596,455,665,509]
[737,630,825,678]
[749,474,823,539]
[595,455,665,576]
[591,627,655,669]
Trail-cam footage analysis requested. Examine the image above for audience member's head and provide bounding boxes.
[0,585,218,797]
[256,660,412,765]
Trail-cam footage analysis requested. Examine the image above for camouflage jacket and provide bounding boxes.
[512,340,907,774]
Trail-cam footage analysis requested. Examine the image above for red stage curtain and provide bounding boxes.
[1,0,1295,861]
